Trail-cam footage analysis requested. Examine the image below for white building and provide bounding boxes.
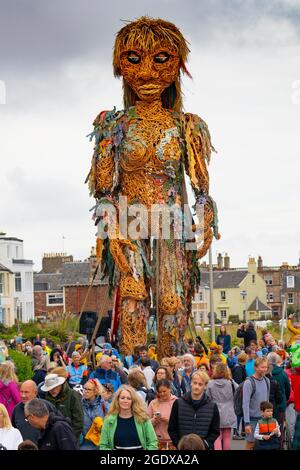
[0,234,34,325]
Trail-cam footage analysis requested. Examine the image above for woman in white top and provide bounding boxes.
[0,403,23,450]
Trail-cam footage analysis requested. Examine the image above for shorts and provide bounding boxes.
[245,418,259,443]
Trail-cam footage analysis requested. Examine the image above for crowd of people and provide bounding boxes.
[0,314,300,451]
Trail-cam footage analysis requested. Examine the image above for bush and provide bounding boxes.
[9,350,33,382]
[228,315,240,324]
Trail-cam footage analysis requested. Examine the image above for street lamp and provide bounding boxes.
[16,299,21,334]
[280,294,286,342]
[240,290,247,322]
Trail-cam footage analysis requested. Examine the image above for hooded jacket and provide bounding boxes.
[206,378,237,428]
[147,394,177,441]
[89,368,121,392]
[271,365,290,413]
[168,392,220,449]
[38,412,79,450]
[45,381,83,438]
[0,380,21,418]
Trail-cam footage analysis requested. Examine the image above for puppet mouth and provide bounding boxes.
[138,84,162,94]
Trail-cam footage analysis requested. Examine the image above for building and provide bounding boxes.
[34,250,113,321]
[0,263,14,326]
[282,270,300,320]
[0,233,34,325]
[200,257,271,323]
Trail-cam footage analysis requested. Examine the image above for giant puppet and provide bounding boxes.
[87,17,220,358]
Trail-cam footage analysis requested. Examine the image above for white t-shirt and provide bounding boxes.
[142,366,155,389]
[0,427,23,450]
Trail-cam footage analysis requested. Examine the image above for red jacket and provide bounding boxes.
[290,368,300,412]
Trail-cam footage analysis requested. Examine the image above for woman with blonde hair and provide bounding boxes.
[0,403,23,449]
[206,363,237,450]
[100,385,158,450]
[0,361,21,418]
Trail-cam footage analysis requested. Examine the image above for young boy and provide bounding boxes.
[254,401,281,450]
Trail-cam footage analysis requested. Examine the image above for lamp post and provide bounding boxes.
[209,246,215,342]
[16,299,21,334]
[240,290,247,322]
[281,294,286,342]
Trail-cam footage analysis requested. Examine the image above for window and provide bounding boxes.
[268,293,274,302]
[25,272,32,291]
[46,293,64,306]
[220,310,227,319]
[264,277,273,285]
[0,273,3,294]
[288,293,294,305]
[252,275,255,284]
[220,291,226,301]
[287,276,295,289]
[198,291,203,302]
[15,272,22,292]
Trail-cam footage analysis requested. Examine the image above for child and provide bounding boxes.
[254,401,281,450]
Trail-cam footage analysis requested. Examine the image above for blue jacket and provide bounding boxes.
[216,334,231,354]
[90,368,121,392]
[80,396,105,450]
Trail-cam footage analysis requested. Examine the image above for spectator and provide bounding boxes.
[12,380,60,444]
[100,385,158,450]
[287,314,300,346]
[123,345,140,370]
[24,398,78,450]
[111,355,128,384]
[208,343,227,364]
[18,439,38,450]
[80,378,105,450]
[267,352,290,433]
[128,367,149,403]
[179,354,197,394]
[41,339,51,356]
[147,379,177,450]
[292,412,300,450]
[232,353,248,440]
[152,367,172,391]
[137,345,159,372]
[237,321,257,348]
[177,433,205,450]
[140,357,155,389]
[208,355,223,378]
[66,351,89,387]
[198,359,210,374]
[31,345,49,386]
[168,371,220,450]
[160,357,186,398]
[101,383,114,415]
[64,334,77,357]
[193,343,207,368]
[0,361,21,418]
[90,354,121,392]
[50,348,66,368]
[242,357,270,450]
[206,363,237,450]
[0,403,23,449]
[245,347,257,377]
[216,325,231,355]
[254,401,280,450]
[227,347,241,370]
[42,373,83,440]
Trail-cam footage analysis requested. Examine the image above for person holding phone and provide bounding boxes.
[147,380,177,450]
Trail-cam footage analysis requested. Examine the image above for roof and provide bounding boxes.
[34,261,108,289]
[248,297,271,312]
[0,263,13,274]
[200,270,248,289]
[61,262,108,287]
[0,237,23,242]
[34,273,63,291]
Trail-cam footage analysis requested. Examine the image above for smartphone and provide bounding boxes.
[154,412,161,417]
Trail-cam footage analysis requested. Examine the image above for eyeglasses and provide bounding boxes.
[24,414,33,422]
[83,387,94,392]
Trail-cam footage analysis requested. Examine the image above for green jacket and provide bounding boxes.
[100,414,158,450]
[45,382,83,438]
[272,365,291,413]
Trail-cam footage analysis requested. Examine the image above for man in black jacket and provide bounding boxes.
[237,322,257,348]
[12,380,62,444]
[168,371,220,449]
[24,398,79,450]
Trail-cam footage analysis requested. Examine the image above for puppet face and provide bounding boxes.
[119,44,180,102]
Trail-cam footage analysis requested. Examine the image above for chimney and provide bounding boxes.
[258,255,263,270]
[217,253,223,270]
[224,253,230,270]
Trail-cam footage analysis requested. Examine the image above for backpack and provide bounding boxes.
[138,387,156,405]
[233,376,270,416]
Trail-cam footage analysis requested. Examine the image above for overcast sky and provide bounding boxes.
[0,0,299,271]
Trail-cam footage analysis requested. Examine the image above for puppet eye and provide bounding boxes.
[127,51,141,64]
[154,52,170,63]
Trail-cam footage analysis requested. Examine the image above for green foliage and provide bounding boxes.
[228,315,240,324]
[287,306,295,316]
[9,350,33,382]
